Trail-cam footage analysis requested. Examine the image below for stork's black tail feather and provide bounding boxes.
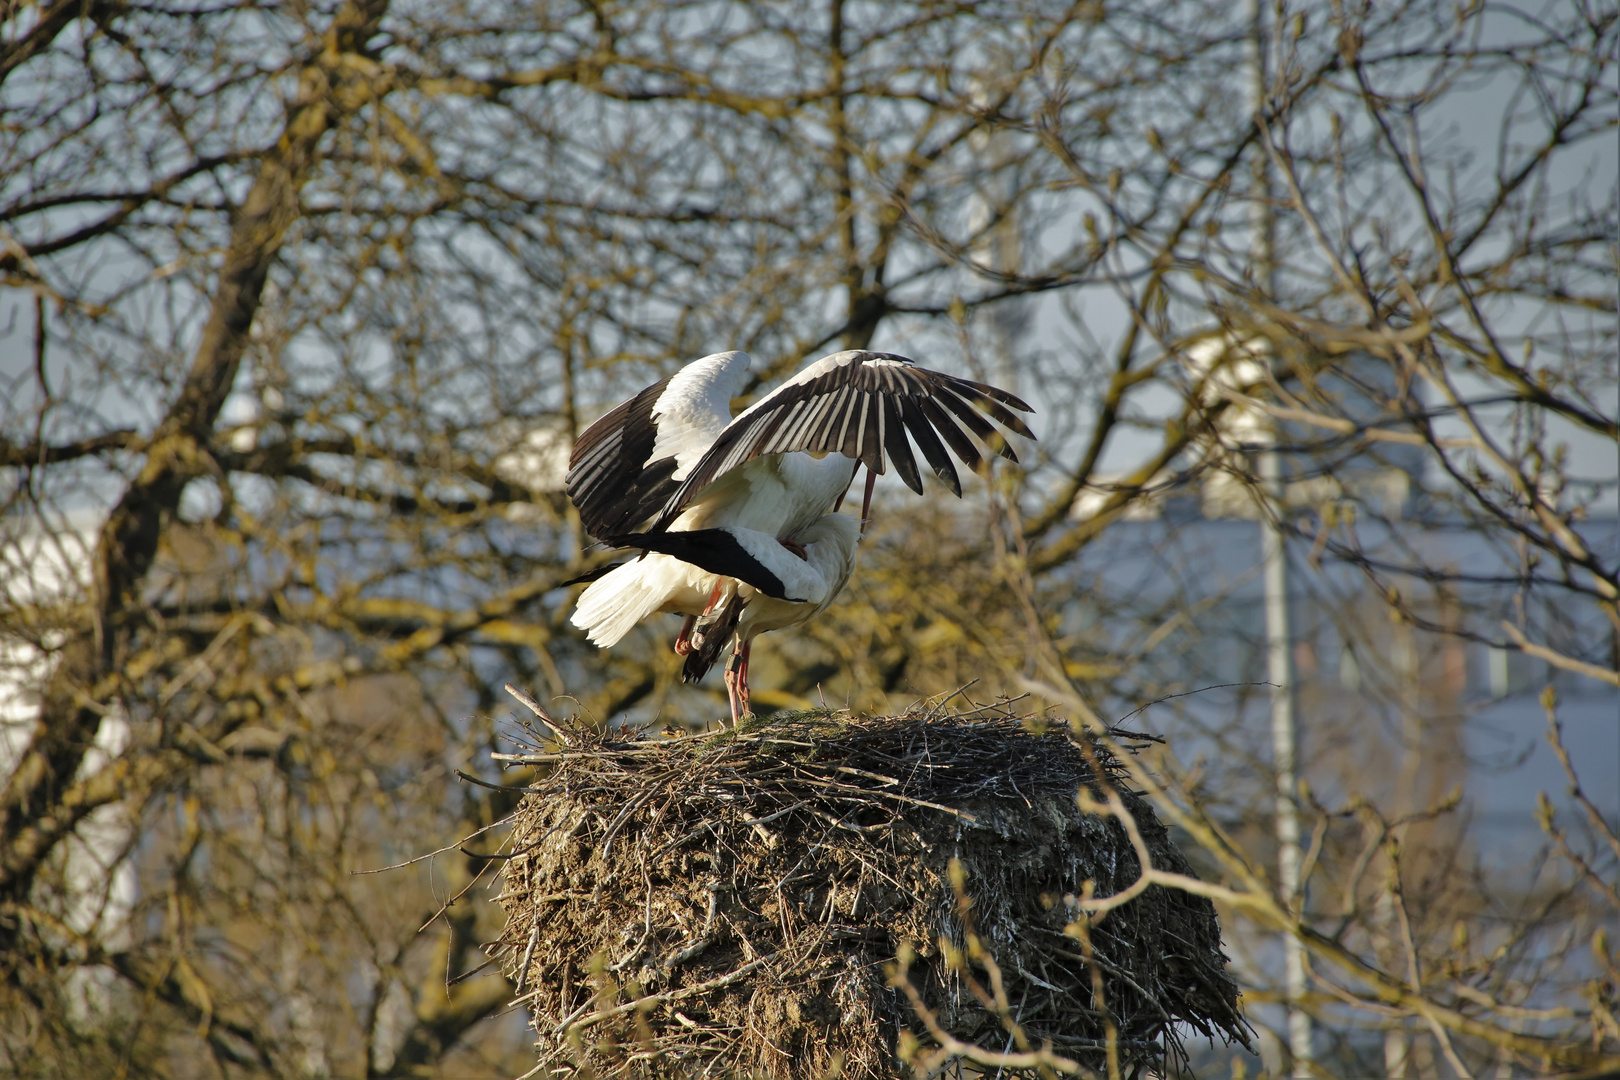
[681,592,747,683]
[558,560,624,588]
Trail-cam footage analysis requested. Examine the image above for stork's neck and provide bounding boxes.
[781,453,859,535]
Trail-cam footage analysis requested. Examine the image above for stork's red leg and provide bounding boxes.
[701,581,724,616]
[859,467,878,535]
[674,614,697,655]
[723,663,741,726]
[721,639,753,724]
[833,465,858,514]
[737,640,753,718]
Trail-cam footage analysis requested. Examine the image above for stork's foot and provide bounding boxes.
[779,539,807,560]
[674,614,697,655]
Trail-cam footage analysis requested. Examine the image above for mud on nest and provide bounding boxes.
[490,699,1248,1079]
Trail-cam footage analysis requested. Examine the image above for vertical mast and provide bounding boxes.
[1247,0,1313,1072]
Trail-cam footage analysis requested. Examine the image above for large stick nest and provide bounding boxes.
[492,702,1246,1078]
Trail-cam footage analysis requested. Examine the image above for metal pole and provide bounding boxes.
[1261,443,1311,1076]
[1247,0,1312,1073]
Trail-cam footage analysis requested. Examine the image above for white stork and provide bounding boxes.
[574,515,860,721]
[565,348,1034,720]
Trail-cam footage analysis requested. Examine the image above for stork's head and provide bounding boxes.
[797,511,860,547]
[794,513,861,599]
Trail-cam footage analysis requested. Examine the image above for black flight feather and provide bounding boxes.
[566,375,690,540]
[900,395,960,496]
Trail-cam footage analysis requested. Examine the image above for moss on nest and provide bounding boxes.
[491,701,1247,1079]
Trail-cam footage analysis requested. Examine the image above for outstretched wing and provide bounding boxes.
[566,351,752,540]
[643,350,1035,534]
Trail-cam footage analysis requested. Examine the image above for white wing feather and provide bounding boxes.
[648,350,752,480]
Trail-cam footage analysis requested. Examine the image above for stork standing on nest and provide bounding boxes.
[565,349,1034,721]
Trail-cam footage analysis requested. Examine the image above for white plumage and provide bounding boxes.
[564,348,1033,720]
[571,552,716,651]
[646,351,751,482]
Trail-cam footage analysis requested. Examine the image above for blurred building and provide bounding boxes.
[1059,334,1617,924]
[0,509,135,1022]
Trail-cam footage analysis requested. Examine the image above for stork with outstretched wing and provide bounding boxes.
[566,349,1034,721]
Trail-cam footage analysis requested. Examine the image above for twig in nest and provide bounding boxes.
[504,681,572,744]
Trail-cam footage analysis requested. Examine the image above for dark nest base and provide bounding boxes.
[493,703,1247,1079]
